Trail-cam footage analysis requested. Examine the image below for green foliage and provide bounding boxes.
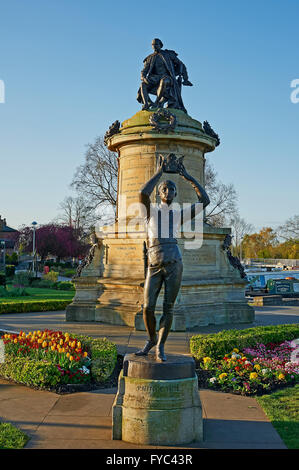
[53,281,75,290]
[0,423,29,449]
[257,385,299,449]
[72,335,117,382]
[190,324,299,360]
[0,331,117,389]
[5,265,15,278]
[0,286,29,298]
[31,279,55,288]
[5,252,19,266]
[60,269,76,278]
[13,272,32,286]
[0,356,61,387]
[0,299,72,314]
[0,274,6,287]
[43,270,59,282]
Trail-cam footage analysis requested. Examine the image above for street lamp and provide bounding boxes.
[32,221,37,277]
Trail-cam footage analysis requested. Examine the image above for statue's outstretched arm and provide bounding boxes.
[178,162,210,222]
[139,156,164,218]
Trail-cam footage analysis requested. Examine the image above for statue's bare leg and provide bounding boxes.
[156,262,183,362]
[135,268,162,356]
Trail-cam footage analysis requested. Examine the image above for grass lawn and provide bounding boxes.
[256,384,299,449]
[0,286,74,303]
[0,422,29,449]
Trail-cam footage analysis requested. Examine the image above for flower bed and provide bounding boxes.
[0,329,117,392]
[197,340,299,396]
[190,324,299,362]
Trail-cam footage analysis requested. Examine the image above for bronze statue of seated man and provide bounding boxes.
[137,38,193,113]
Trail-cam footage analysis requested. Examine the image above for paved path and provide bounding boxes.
[0,305,298,356]
[1,305,297,449]
[0,378,286,449]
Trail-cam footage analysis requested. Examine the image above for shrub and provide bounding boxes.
[61,269,76,278]
[0,274,6,287]
[190,324,299,361]
[53,281,75,291]
[0,299,72,314]
[32,279,55,288]
[13,272,32,287]
[5,252,19,266]
[0,286,29,298]
[5,265,15,278]
[0,356,62,387]
[43,271,59,282]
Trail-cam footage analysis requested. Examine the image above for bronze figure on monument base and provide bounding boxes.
[135,154,210,361]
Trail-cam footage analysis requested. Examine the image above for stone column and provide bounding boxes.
[66,108,254,328]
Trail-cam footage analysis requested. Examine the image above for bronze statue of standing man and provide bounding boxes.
[135,155,210,361]
[137,38,193,113]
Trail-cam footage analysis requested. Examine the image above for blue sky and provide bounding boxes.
[0,0,298,232]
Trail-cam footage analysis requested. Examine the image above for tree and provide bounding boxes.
[242,227,278,259]
[277,215,299,241]
[70,136,239,229]
[16,224,88,261]
[71,136,118,213]
[204,160,238,227]
[57,195,95,232]
[228,214,254,258]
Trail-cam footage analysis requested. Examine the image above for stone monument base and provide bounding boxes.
[112,353,203,446]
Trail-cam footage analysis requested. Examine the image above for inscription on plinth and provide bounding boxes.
[112,354,203,445]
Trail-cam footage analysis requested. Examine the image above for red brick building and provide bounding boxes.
[0,215,19,254]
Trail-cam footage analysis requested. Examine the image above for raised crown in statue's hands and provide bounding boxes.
[158,153,185,174]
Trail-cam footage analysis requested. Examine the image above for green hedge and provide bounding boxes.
[0,299,72,314]
[72,335,118,382]
[0,357,61,388]
[5,265,15,278]
[190,324,299,361]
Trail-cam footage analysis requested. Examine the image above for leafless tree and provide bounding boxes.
[71,137,118,212]
[277,215,299,241]
[70,138,239,230]
[57,196,95,232]
[204,160,238,227]
[228,213,254,258]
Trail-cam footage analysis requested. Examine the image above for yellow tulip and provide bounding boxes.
[66,352,70,358]
[219,373,227,380]
[42,341,47,348]
[69,356,74,361]
[203,357,211,364]
[14,338,18,344]
[59,339,64,346]
[77,342,81,348]
[51,345,56,351]
[83,352,88,357]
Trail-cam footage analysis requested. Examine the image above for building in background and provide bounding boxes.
[0,215,19,254]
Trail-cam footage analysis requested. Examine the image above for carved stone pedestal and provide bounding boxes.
[112,353,203,446]
[66,108,254,329]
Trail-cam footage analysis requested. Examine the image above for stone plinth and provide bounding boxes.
[112,353,202,446]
